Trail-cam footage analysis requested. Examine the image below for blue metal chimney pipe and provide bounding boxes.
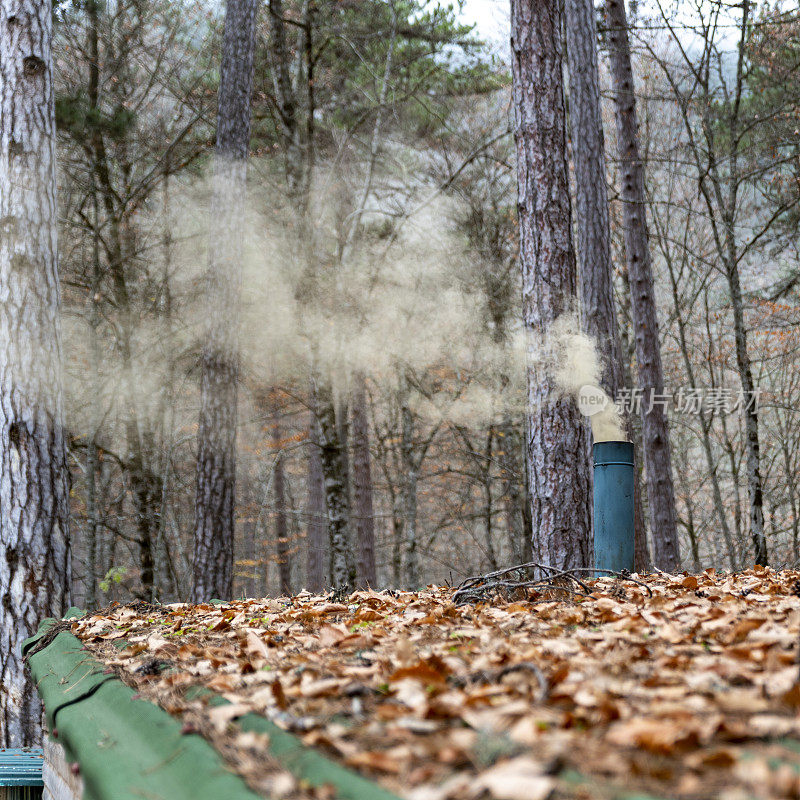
[593,440,635,574]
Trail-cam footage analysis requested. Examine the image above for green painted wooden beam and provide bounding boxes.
[184,686,402,800]
[23,617,403,800]
[23,620,263,800]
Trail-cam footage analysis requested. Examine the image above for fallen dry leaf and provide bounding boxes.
[472,757,553,800]
[70,570,800,800]
[208,702,252,732]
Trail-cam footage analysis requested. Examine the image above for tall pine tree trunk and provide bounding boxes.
[606,0,680,569]
[192,0,258,601]
[352,373,377,587]
[511,0,592,569]
[564,0,649,570]
[0,0,71,746]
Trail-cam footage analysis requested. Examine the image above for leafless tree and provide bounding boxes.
[0,0,71,746]
[193,0,259,601]
[605,0,680,568]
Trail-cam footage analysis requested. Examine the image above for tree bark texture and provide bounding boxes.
[305,409,327,591]
[498,418,528,564]
[482,428,498,570]
[268,0,306,207]
[314,383,349,590]
[130,437,161,601]
[728,260,767,565]
[510,0,592,569]
[564,0,649,571]
[336,395,356,585]
[272,414,291,597]
[192,0,258,602]
[605,0,680,569]
[399,376,421,587]
[565,0,624,399]
[617,262,652,570]
[84,0,102,611]
[718,0,765,564]
[0,0,71,746]
[351,374,377,587]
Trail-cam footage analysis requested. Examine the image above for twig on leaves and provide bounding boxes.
[452,561,652,605]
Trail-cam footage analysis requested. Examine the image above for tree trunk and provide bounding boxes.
[391,490,404,587]
[153,166,177,601]
[565,0,624,397]
[605,0,680,569]
[336,395,356,585]
[130,447,159,601]
[192,0,258,602]
[0,0,71,746]
[564,0,649,571]
[510,0,592,569]
[677,463,702,571]
[617,261,651,571]
[498,418,526,564]
[305,408,327,591]
[399,378,421,586]
[727,260,767,565]
[268,0,305,207]
[662,238,738,569]
[352,374,377,587]
[272,411,292,597]
[314,383,349,590]
[483,427,498,571]
[84,0,103,611]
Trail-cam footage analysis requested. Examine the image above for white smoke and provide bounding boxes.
[538,314,626,442]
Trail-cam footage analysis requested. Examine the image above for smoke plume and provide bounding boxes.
[547,315,626,442]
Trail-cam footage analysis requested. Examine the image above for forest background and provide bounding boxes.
[51,0,800,607]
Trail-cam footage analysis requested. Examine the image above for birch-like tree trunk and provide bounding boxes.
[352,374,377,587]
[510,0,592,569]
[0,0,71,746]
[606,0,680,569]
[314,383,349,590]
[564,0,649,570]
[192,0,258,602]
